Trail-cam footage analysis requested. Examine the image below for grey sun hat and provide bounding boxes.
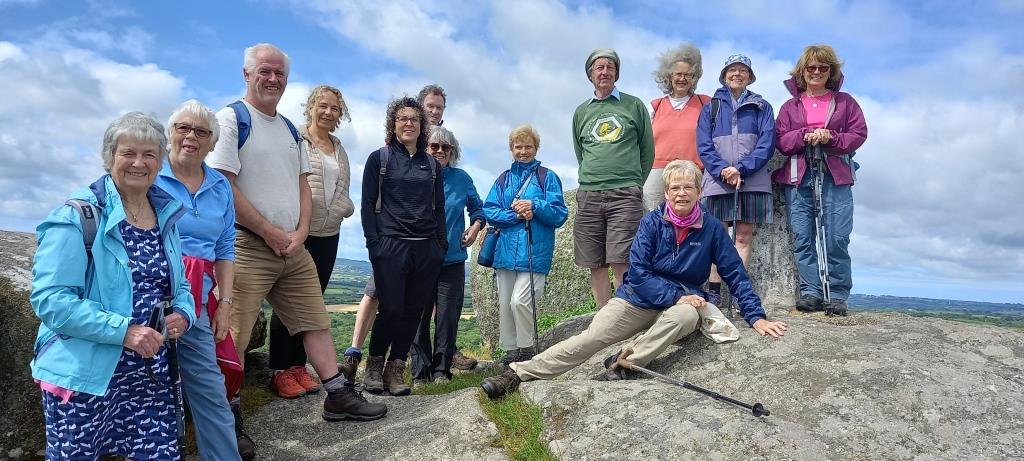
[586,48,620,81]
[719,54,756,85]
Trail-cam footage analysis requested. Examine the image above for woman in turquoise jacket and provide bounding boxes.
[483,125,568,365]
[30,112,195,460]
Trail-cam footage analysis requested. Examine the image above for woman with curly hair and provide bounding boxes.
[267,85,356,399]
[644,43,711,212]
[359,96,446,396]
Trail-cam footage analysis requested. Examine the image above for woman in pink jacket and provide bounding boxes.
[773,45,867,316]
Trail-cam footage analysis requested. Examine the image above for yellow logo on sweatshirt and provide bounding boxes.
[591,115,623,143]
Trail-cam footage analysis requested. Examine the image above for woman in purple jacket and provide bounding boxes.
[773,45,867,316]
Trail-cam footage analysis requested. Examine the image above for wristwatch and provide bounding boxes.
[220,297,234,305]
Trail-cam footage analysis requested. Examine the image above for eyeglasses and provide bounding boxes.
[428,142,452,153]
[671,71,695,80]
[395,116,420,125]
[173,123,212,139]
[805,65,831,74]
[668,185,698,195]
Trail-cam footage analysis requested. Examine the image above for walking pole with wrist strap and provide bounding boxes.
[526,220,539,352]
[809,144,833,312]
[728,179,740,319]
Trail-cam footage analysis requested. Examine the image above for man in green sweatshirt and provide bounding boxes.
[572,48,655,308]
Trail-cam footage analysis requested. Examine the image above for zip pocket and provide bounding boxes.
[34,334,60,360]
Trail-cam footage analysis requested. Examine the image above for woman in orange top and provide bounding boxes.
[643,43,711,212]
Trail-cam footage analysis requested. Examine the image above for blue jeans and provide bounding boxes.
[785,169,854,301]
[178,306,241,460]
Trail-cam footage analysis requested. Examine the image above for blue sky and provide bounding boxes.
[1,0,1022,303]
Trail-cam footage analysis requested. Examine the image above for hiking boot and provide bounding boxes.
[480,368,521,400]
[796,295,824,312]
[499,348,521,369]
[363,356,386,394]
[825,300,849,317]
[452,350,478,371]
[288,366,321,393]
[322,385,388,422]
[340,350,363,384]
[432,372,450,385]
[383,359,411,396]
[272,369,307,399]
[516,347,536,363]
[705,288,722,307]
[602,350,621,370]
[231,401,256,460]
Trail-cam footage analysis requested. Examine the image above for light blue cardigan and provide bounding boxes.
[30,175,195,396]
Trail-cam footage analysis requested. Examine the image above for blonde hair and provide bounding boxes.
[789,44,844,91]
[303,85,351,130]
[662,160,702,190]
[508,124,540,150]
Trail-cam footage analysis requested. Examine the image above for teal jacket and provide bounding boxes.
[30,175,195,396]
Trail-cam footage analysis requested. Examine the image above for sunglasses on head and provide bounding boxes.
[428,142,452,153]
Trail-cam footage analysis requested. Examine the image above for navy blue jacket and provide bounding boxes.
[616,205,766,326]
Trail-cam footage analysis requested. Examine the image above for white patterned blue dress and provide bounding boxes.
[42,222,180,461]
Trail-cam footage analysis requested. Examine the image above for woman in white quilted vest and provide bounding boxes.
[267,85,355,398]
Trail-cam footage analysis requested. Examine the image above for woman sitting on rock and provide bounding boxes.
[482,160,787,400]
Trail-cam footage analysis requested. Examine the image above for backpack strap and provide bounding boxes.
[66,199,99,263]
[709,98,721,131]
[428,155,437,211]
[374,147,390,214]
[229,100,302,150]
[228,101,250,150]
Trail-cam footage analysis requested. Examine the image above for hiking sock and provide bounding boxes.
[322,372,347,392]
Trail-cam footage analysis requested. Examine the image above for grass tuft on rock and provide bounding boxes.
[477,390,557,461]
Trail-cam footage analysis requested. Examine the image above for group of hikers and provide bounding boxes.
[28,40,866,460]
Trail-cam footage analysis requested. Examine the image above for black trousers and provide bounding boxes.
[267,233,338,370]
[368,237,443,361]
[410,262,465,380]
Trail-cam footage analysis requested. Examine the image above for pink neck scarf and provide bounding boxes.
[665,202,701,228]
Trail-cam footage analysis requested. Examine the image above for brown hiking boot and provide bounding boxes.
[363,356,385,394]
[383,359,411,396]
[340,353,362,384]
[452,350,478,371]
[322,385,388,422]
[480,368,521,400]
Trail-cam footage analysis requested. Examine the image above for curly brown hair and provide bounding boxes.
[384,96,429,151]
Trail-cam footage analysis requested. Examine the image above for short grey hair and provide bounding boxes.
[167,99,220,146]
[662,160,702,190]
[101,112,168,172]
[652,43,703,95]
[243,43,290,74]
[428,125,461,166]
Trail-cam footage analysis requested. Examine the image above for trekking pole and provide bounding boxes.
[629,364,771,417]
[728,180,740,319]
[161,297,186,447]
[525,220,539,352]
[810,144,832,312]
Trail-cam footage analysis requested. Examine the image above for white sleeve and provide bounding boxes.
[205,107,242,174]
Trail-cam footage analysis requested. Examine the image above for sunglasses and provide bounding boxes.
[428,142,452,153]
[173,123,213,139]
[805,65,831,74]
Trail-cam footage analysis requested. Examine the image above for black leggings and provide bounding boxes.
[368,238,443,361]
[410,262,465,379]
[267,233,338,370]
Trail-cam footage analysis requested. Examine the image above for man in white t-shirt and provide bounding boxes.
[206,43,386,458]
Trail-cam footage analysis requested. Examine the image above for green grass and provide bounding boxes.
[478,390,558,461]
[536,300,597,335]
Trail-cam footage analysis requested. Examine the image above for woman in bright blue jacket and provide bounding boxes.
[483,125,568,364]
[30,112,195,460]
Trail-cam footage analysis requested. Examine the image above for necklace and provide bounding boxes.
[804,91,831,108]
[124,199,146,224]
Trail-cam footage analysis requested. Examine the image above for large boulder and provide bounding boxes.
[472,176,798,347]
[0,231,44,457]
[518,310,1024,460]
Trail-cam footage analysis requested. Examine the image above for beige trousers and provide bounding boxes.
[511,297,699,381]
[496,269,547,350]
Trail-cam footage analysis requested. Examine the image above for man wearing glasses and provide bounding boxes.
[207,42,387,460]
[571,48,655,310]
